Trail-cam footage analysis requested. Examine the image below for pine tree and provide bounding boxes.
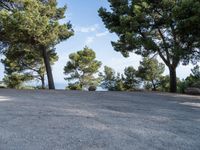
[64,47,102,90]
[99,0,200,92]
[0,0,73,89]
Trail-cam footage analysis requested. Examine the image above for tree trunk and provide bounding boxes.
[152,84,157,91]
[151,80,157,91]
[42,47,55,89]
[41,75,45,89]
[169,67,177,93]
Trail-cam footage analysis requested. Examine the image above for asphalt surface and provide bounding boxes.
[0,89,200,150]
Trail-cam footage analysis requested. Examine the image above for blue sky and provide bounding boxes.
[0,0,197,89]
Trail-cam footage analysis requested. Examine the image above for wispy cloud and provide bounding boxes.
[84,31,109,45]
[96,31,109,37]
[75,24,99,33]
[85,36,95,45]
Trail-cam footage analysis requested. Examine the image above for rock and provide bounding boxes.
[185,87,200,95]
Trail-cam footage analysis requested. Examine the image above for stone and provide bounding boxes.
[185,87,200,95]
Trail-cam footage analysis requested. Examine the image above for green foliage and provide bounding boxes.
[100,66,115,91]
[144,82,153,91]
[185,65,200,88]
[158,75,170,92]
[1,45,58,88]
[0,0,73,47]
[64,47,102,90]
[177,80,188,94]
[175,65,200,93]
[191,65,200,79]
[137,57,165,91]
[100,66,121,91]
[115,73,125,91]
[0,0,73,89]
[66,83,82,91]
[158,75,182,92]
[100,66,139,91]
[3,73,33,89]
[123,66,140,90]
[99,0,200,92]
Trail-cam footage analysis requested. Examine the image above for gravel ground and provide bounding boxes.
[0,89,200,150]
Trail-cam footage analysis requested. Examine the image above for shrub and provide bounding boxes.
[67,83,82,90]
[88,86,97,91]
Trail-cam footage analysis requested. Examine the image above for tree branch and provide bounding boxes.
[157,28,171,64]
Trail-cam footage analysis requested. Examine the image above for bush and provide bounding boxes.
[192,81,200,88]
[177,80,188,93]
[67,83,82,90]
[88,86,97,91]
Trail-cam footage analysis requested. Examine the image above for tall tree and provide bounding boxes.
[137,57,165,91]
[100,66,125,91]
[0,0,73,89]
[99,0,200,92]
[64,47,102,90]
[100,66,117,91]
[115,73,125,91]
[123,66,140,90]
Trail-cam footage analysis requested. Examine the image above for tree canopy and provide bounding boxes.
[64,47,102,90]
[99,0,200,92]
[0,0,73,89]
[123,66,140,90]
[100,66,117,91]
[185,65,200,88]
[100,66,139,91]
[137,57,165,91]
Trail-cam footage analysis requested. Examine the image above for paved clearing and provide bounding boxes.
[0,89,200,150]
